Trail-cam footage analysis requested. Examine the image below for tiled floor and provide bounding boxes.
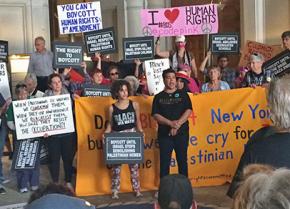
[0,155,233,208]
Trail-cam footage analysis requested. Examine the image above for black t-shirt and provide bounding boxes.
[151,89,192,137]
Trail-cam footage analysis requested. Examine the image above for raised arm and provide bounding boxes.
[199,51,211,73]
[155,38,170,58]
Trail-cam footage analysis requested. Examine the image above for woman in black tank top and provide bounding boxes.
[104,80,143,199]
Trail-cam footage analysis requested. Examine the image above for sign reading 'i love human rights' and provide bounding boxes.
[140,4,219,37]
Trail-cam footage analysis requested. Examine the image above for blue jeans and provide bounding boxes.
[0,118,8,183]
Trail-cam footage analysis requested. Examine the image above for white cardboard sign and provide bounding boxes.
[13,94,75,140]
[0,62,11,103]
[57,2,102,34]
[144,58,170,95]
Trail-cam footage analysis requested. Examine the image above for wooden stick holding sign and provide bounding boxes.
[104,132,144,165]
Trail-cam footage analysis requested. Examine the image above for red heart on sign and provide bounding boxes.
[164,9,179,24]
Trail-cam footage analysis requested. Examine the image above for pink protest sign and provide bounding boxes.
[141,4,219,37]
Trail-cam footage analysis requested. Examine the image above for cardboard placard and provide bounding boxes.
[12,139,40,170]
[0,40,8,62]
[210,33,239,54]
[104,132,144,164]
[53,42,83,68]
[262,49,290,77]
[239,40,283,67]
[141,4,218,37]
[144,58,170,95]
[83,84,111,97]
[57,2,102,34]
[84,27,117,55]
[0,63,11,104]
[123,36,154,61]
[13,94,75,140]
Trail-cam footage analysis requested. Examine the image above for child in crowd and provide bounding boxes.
[6,83,40,193]
[104,79,143,199]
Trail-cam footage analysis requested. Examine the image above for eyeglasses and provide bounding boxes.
[110,72,119,76]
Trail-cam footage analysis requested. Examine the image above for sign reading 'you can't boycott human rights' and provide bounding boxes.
[57,2,103,34]
[141,4,218,37]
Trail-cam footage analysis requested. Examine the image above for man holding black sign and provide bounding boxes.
[152,69,192,178]
[28,37,54,92]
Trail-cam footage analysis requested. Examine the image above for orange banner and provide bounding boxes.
[75,88,270,196]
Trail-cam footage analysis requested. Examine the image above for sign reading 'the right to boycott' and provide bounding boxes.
[262,49,290,77]
[144,58,170,95]
[13,94,75,140]
[210,33,239,54]
[84,27,117,55]
[53,42,83,68]
[123,36,154,61]
[104,132,144,165]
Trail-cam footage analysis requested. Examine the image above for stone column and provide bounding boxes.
[125,0,144,37]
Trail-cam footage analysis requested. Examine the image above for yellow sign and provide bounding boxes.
[75,87,270,196]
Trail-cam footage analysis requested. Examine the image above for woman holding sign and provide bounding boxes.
[104,79,143,199]
[44,73,76,191]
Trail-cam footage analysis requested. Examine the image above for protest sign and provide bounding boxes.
[0,40,8,62]
[144,58,170,95]
[123,36,154,61]
[104,132,144,164]
[83,84,111,97]
[12,139,40,170]
[262,49,290,77]
[75,88,271,196]
[141,4,218,37]
[239,40,283,67]
[53,42,83,69]
[13,94,75,140]
[57,2,102,34]
[0,63,11,104]
[84,27,117,55]
[210,33,239,54]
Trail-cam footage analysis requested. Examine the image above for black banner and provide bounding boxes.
[12,138,41,170]
[84,27,117,55]
[104,132,144,164]
[210,33,240,54]
[0,40,8,62]
[262,49,290,77]
[53,41,83,68]
[83,84,111,97]
[123,36,154,61]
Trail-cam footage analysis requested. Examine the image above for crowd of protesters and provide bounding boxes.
[0,30,289,204]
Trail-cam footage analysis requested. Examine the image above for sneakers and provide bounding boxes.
[65,182,74,192]
[136,191,143,198]
[112,191,119,199]
[0,187,6,194]
[20,187,28,193]
[31,186,39,191]
[0,177,10,184]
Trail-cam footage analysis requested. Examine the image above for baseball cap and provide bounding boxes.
[25,194,95,209]
[176,71,190,83]
[175,35,186,43]
[158,174,193,209]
